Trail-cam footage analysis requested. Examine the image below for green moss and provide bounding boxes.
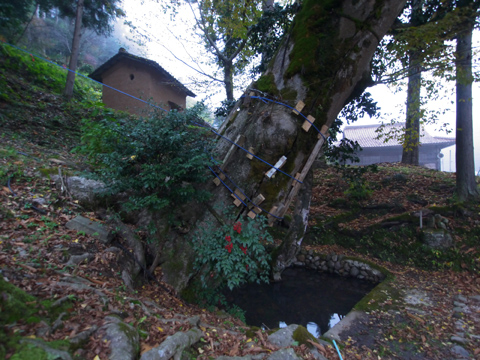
[353,278,402,312]
[40,299,73,321]
[0,276,38,323]
[292,325,318,347]
[10,344,50,360]
[255,73,279,96]
[279,87,298,101]
[245,326,261,339]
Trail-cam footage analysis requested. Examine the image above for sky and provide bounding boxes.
[117,1,480,174]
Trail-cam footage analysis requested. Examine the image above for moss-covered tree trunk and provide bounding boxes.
[157,0,407,291]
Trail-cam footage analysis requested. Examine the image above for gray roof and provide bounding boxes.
[89,49,196,97]
[343,122,455,148]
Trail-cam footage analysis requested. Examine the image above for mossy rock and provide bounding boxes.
[292,325,318,347]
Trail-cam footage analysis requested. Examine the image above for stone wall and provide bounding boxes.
[293,250,386,283]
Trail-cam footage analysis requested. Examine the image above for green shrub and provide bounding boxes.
[192,214,273,291]
[77,103,214,213]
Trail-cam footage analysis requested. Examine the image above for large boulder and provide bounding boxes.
[51,175,105,207]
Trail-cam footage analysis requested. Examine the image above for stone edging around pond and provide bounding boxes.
[293,250,387,283]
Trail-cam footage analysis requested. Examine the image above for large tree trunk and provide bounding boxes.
[63,0,84,100]
[154,0,407,291]
[402,0,423,166]
[224,61,234,101]
[455,20,479,201]
[402,50,421,165]
[209,0,406,278]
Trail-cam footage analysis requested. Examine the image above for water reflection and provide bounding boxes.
[224,268,376,338]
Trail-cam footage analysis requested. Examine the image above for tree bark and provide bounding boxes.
[402,51,422,165]
[63,0,84,100]
[224,61,234,101]
[401,0,423,166]
[455,20,479,201]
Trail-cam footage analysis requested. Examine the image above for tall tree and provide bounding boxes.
[63,0,83,99]
[454,1,479,200]
[56,0,124,99]
[188,0,262,101]
[401,0,424,165]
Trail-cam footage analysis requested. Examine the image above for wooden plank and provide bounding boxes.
[292,100,305,115]
[248,193,265,210]
[267,206,278,226]
[318,125,329,139]
[277,126,330,218]
[247,210,258,219]
[237,135,246,147]
[231,189,246,207]
[302,115,316,132]
[231,189,246,200]
[292,173,301,186]
[212,172,226,186]
[222,134,243,167]
[265,156,287,178]
[246,147,255,160]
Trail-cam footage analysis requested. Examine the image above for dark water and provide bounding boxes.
[224,268,377,338]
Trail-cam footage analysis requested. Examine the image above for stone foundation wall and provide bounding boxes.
[293,250,386,283]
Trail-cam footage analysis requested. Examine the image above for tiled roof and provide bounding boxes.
[343,122,456,148]
[89,49,196,97]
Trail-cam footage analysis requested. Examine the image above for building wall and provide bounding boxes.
[101,58,187,116]
[348,146,442,170]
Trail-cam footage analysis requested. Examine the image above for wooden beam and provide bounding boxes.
[231,189,247,207]
[267,206,278,226]
[222,134,244,168]
[302,115,316,132]
[212,172,226,186]
[277,125,330,218]
[292,100,305,115]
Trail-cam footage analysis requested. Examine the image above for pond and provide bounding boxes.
[224,267,377,338]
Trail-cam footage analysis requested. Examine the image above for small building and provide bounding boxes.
[89,49,195,115]
[341,123,456,170]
